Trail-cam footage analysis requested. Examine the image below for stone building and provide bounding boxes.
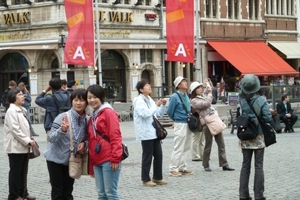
[0,0,299,103]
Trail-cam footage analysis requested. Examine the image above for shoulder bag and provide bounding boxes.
[93,125,129,160]
[246,101,277,147]
[203,109,226,135]
[67,112,83,179]
[23,114,40,159]
[175,93,199,132]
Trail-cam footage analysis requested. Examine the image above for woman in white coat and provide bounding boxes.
[3,88,37,200]
[132,79,167,187]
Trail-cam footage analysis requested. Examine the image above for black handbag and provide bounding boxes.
[246,99,277,147]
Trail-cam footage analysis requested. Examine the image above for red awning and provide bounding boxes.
[208,41,299,76]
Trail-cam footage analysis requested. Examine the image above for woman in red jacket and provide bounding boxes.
[86,84,123,200]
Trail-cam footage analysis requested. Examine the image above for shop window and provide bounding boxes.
[140,49,153,63]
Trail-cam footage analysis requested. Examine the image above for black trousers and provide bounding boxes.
[280,114,298,130]
[47,161,75,200]
[8,153,29,200]
[141,139,163,182]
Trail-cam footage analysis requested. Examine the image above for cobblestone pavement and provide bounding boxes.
[0,122,300,200]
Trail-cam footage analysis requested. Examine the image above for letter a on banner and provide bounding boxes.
[64,0,94,66]
[166,0,194,63]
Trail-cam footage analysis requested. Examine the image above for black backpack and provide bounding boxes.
[52,94,71,114]
[236,115,259,140]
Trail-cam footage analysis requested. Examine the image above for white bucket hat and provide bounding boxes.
[190,81,203,93]
[173,76,187,88]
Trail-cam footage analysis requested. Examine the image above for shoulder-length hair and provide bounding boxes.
[86,84,105,104]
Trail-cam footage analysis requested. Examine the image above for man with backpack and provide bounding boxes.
[35,78,70,140]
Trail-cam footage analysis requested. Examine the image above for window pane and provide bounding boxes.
[206,0,210,17]
[147,49,152,62]
[228,0,232,18]
[140,49,145,63]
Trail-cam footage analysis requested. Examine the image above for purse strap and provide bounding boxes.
[93,123,110,143]
[246,98,262,124]
[175,92,189,114]
[66,112,75,152]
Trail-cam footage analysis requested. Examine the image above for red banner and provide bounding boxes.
[166,0,194,63]
[64,0,94,66]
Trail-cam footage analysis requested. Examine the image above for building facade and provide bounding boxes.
[0,0,299,103]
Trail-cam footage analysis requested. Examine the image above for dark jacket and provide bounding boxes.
[35,90,70,131]
[276,101,293,118]
[1,88,10,110]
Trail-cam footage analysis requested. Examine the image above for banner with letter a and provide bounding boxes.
[166,0,194,63]
[64,0,94,66]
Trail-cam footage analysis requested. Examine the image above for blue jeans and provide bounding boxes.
[94,161,121,200]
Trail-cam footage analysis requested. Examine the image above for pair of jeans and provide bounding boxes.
[47,160,75,200]
[8,154,29,200]
[94,161,121,200]
[239,148,265,199]
[141,139,163,182]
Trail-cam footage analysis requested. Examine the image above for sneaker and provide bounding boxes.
[169,171,182,177]
[152,179,168,185]
[143,181,156,187]
[180,170,194,175]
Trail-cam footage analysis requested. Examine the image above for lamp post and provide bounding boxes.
[195,0,202,83]
[94,0,102,85]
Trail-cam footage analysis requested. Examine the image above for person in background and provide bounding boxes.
[238,74,272,200]
[44,88,88,200]
[18,82,31,120]
[276,94,298,133]
[3,88,36,200]
[67,80,77,94]
[87,84,122,199]
[35,77,70,139]
[191,81,234,172]
[189,81,205,162]
[61,79,67,91]
[133,79,167,187]
[1,80,17,111]
[167,76,194,177]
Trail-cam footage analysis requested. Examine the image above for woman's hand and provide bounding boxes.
[29,140,36,146]
[111,163,119,171]
[61,115,69,132]
[77,142,85,154]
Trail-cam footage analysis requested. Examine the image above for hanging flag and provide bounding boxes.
[166,0,194,63]
[64,0,94,66]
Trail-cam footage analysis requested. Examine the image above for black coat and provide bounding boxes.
[276,101,293,117]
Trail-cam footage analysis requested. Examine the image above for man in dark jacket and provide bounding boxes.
[276,94,298,132]
[1,80,17,111]
[35,78,70,138]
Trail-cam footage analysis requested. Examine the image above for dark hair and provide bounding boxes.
[61,79,67,85]
[86,84,105,104]
[70,88,88,106]
[7,88,21,104]
[135,79,149,94]
[49,77,62,91]
[281,94,288,101]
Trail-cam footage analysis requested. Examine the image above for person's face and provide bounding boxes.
[72,84,77,89]
[61,84,67,91]
[286,96,290,102]
[18,85,25,91]
[87,91,102,110]
[140,83,151,95]
[72,96,87,114]
[178,80,188,90]
[15,91,24,106]
[195,86,203,95]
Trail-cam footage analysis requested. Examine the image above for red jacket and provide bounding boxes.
[88,108,123,175]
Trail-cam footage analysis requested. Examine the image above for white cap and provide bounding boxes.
[173,76,186,88]
[190,81,203,93]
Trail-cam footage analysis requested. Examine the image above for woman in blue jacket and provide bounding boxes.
[132,79,167,187]
[239,74,272,200]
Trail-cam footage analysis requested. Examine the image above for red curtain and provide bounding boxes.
[64,0,94,66]
[166,0,194,63]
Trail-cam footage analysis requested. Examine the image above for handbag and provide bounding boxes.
[236,115,258,140]
[93,125,129,160]
[203,110,226,135]
[247,101,277,147]
[67,113,83,179]
[152,116,168,140]
[29,140,40,159]
[176,93,200,132]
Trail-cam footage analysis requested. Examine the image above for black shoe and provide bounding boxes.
[255,198,266,200]
[291,128,294,132]
[192,158,202,161]
[222,166,235,171]
[240,197,252,200]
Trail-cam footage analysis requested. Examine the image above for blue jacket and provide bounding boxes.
[133,94,166,141]
[35,90,70,131]
[167,91,190,123]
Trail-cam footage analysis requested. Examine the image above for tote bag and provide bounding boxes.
[203,110,227,135]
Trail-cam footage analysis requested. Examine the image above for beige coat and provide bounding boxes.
[191,93,213,125]
[3,103,31,154]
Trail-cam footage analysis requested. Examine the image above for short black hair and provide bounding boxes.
[70,88,88,106]
[61,79,67,85]
[7,88,21,104]
[86,84,105,104]
[49,77,62,91]
[282,94,288,101]
[135,79,149,94]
